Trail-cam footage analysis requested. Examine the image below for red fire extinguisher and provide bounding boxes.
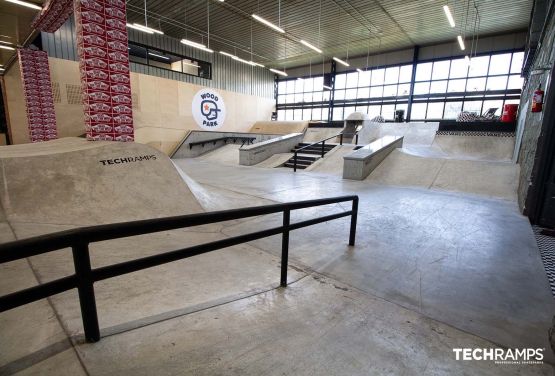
[532,83,544,112]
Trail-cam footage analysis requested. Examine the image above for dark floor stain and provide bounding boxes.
[333,284,348,291]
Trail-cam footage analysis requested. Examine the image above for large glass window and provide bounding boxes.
[276,50,523,122]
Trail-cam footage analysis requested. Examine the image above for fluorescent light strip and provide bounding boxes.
[356,68,364,73]
[181,39,214,53]
[0,41,13,45]
[443,5,455,27]
[333,57,349,67]
[252,14,285,33]
[323,85,332,90]
[457,35,465,50]
[300,40,322,54]
[269,68,288,77]
[132,23,163,35]
[0,45,15,51]
[148,52,169,60]
[126,23,154,34]
[5,0,41,10]
[220,51,264,67]
[220,51,235,58]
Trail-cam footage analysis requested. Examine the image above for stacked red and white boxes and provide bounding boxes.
[32,0,74,33]
[75,0,134,142]
[18,49,58,143]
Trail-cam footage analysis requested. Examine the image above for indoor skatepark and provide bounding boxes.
[1,0,555,375]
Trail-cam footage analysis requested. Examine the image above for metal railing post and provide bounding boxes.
[280,209,291,287]
[340,133,343,145]
[321,140,325,158]
[355,133,359,145]
[349,197,358,246]
[72,243,100,342]
[293,152,297,172]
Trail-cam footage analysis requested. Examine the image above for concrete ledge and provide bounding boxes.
[343,136,404,180]
[239,133,304,166]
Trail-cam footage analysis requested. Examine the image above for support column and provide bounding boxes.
[327,60,337,122]
[405,46,419,122]
[75,0,134,142]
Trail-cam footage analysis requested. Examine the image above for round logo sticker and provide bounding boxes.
[192,89,226,130]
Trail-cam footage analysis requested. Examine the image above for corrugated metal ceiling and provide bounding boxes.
[127,0,531,70]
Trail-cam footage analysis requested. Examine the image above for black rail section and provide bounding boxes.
[0,195,359,343]
[292,132,359,172]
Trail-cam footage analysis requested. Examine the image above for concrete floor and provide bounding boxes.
[1,139,554,375]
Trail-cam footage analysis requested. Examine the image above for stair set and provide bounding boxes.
[283,143,336,169]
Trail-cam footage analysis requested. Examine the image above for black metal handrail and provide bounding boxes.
[188,136,256,149]
[292,132,360,172]
[0,195,358,343]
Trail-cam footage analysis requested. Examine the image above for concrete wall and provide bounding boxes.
[3,57,275,155]
[515,8,555,212]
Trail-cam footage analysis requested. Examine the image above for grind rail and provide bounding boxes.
[0,195,358,343]
[293,132,360,172]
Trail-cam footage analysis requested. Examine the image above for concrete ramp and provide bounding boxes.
[303,127,341,143]
[367,149,519,200]
[249,121,308,135]
[358,122,439,146]
[0,138,203,225]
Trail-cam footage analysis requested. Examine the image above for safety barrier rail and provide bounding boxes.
[0,195,359,343]
[293,132,359,172]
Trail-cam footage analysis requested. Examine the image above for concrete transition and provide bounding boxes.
[0,137,553,375]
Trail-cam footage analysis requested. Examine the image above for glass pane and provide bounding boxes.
[395,103,408,118]
[384,66,400,84]
[466,77,486,92]
[383,84,397,97]
[304,78,314,92]
[322,107,329,121]
[355,104,368,113]
[335,89,345,100]
[430,80,447,94]
[486,76,508,91]
[322,90,330,101]
[335,74,346,89]
[346,72,358,88]
[399,65,413,83]
[415,62,432,81]
[432,60,450,80]
[277,95,286,104]
[511,52,524,74]
[344,106,357,119]
[414,82,430,95]
[463,101,482,114]
[332,107,344,121]
[359,70,371,86]
[286,80,295,94]
[367,105,381,118]
[304,92,313,102]
[489,53,512,75]
[345,88,357,100]
[426,102,444,119]
[277,110,285,121]
[444,101,463,119]
[358,86,370,98]
[313,76,323,90]
[295,93,303,103]
[449,58,468,78]
[371,68,385,86]
[397,84,411,96]
[293,109,302,120]
[302,108,312,120]
[278,81,287,95]
[447,79,466,93]
[482,100,503,116]
[370,86,383,98]
[468,56,489,77]
[411,103,427,119]
[381,104,395,120]
[295,79,304,93]
[285,109,294,120]
[286,94,295,103]
[313,91,323,102]
[311,108,322,121]
[507,75,524,90]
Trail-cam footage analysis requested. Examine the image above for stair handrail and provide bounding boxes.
[293,131,360,172]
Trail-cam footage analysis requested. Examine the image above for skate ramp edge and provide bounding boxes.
[0,138,204,226]
[249,121,308,135]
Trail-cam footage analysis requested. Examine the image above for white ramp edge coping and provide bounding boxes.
[239,133,304,166]
[343,136,404,180]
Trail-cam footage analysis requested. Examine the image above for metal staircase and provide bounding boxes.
[283,143,336,169]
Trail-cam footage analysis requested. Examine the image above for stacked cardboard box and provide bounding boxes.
[18,49,58,143]
[32,0,74,33]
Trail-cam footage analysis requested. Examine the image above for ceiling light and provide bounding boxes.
[464,55,471,65]
[0,45,15,51]
[181,39,214,53]
[269,68,288,76]
[126,23,154,34]
[0,41,13,45]
[323,85,332,90]
[148,52,169,60]
[5,0,41,10]
[297,77,303,81]
[252,14,285,33]
[443,5,455,27]
[333,57,349,67]
[252,62,265,68]
[457,35,465,50]
[300,40,322,54]
[356,68,364,73]
[132,23,163,34]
